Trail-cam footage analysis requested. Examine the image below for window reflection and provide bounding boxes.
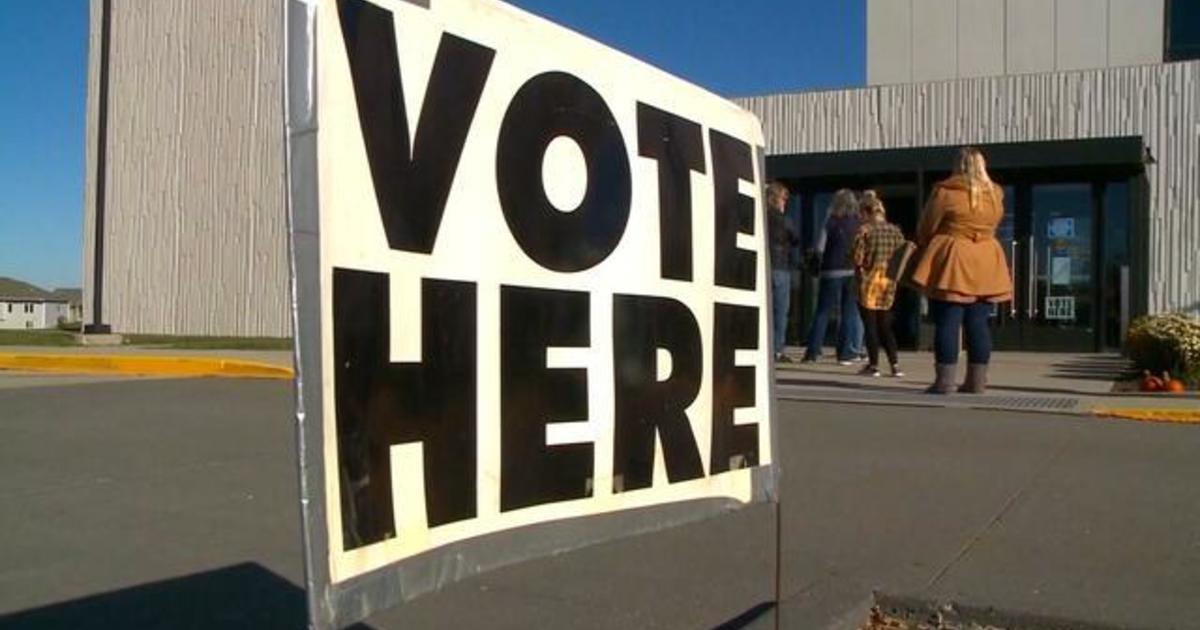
[1167,0,1200,62]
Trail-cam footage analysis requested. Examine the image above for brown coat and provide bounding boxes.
[909,175,1014,303]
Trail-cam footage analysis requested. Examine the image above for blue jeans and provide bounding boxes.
[771,270,791,355]
[803,275,862,361]
[931,300,993,365]
[847,300,864,356]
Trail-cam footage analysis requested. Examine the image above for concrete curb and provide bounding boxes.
[0,353,295,381]
[777,384,1200,424]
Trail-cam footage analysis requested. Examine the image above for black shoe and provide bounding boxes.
[857,364,881,377]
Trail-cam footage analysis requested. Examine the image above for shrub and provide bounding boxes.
[1126,313,1200,387]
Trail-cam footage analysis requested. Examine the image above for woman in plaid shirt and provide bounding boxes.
[852,191,910,378]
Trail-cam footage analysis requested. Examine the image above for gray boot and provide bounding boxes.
[925,364,957,394]
[959,364,988,394]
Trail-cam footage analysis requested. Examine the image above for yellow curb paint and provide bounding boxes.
[1093,408,1200,424]
[0,353,294,381]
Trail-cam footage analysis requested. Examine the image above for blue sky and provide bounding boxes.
[0,0,863,290]
[0,1,89,290]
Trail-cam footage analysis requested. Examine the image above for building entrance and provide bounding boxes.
[772,139,1145,353]
[783,180,923,352]
[990,181,1132,352]
[992,183,1098,350]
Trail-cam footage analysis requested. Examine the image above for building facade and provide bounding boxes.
[82,0,288,336]
[82,0,1198,349]
[737,0,1199,352]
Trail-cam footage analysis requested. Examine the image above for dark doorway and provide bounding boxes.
[769,138,1147,353]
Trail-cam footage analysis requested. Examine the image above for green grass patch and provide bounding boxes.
[0,329,79,346]
[122,335,293,351]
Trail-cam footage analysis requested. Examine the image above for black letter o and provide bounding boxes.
[497,72,631,272]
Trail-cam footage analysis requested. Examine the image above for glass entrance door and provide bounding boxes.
[1025,184,1096,350]
[995,183,1099,351]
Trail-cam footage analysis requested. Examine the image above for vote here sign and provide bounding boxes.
[285,0,778,626]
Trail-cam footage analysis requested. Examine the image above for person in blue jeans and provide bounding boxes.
[766,182,799,362]
[909,148,1014,393]
[930,300,993,380]
[802,189,863,364]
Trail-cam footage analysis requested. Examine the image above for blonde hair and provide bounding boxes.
[765,181,789,206]
[954,146,999,211]
[860,189,886,223]
[829,188,859,218]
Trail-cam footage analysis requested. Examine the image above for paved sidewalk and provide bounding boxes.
[2,344,1195,419]
[775,349,1199,420]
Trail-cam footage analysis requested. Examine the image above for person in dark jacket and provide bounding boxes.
[767,181,799,362]
[801,189,863,363]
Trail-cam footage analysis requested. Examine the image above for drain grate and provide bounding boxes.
[775,385,1083,413]
[974,396,1079,411]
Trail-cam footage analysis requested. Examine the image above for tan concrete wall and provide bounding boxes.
[82,0,289,336]
[868,0,1166,85]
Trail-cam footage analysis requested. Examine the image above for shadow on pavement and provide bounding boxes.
[776,375,915,394]
[1048,356,1134,383]
[0,563,370,630]
[779,371,1127,398]
[713,601,777,629]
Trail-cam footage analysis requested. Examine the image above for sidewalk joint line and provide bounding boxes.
[921,429,1075,592]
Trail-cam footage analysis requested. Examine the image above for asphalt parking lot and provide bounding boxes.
[1,375,1198,629]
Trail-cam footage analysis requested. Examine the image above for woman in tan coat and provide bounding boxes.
[910,147,1013,393]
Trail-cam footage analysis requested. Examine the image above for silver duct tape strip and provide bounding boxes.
[283,0,329,627]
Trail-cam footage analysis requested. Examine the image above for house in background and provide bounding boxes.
[49,288,84,324]
[0,277,76,330]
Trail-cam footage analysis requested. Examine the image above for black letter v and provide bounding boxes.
[339,0,495,253]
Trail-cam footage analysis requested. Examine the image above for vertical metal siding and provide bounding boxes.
[737,61,1200,316]
[83,0,288,336]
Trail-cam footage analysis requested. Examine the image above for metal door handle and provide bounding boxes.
[1027,235,1037,318]
[1009,240,1018,317]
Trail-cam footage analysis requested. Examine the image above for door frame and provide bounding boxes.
[769,138,1149,353]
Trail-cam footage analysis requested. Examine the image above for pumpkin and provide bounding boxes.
[1140,370,1164,392]
[1163,372,1187,393]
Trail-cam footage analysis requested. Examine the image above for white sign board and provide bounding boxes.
[1051,256,1072,286]
[1045,296,1076,321]
[1048,217,1075,239]
[285,0,778,627]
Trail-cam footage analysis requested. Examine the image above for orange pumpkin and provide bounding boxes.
[1165,378,1187,393]
[1141,370,1164,392]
